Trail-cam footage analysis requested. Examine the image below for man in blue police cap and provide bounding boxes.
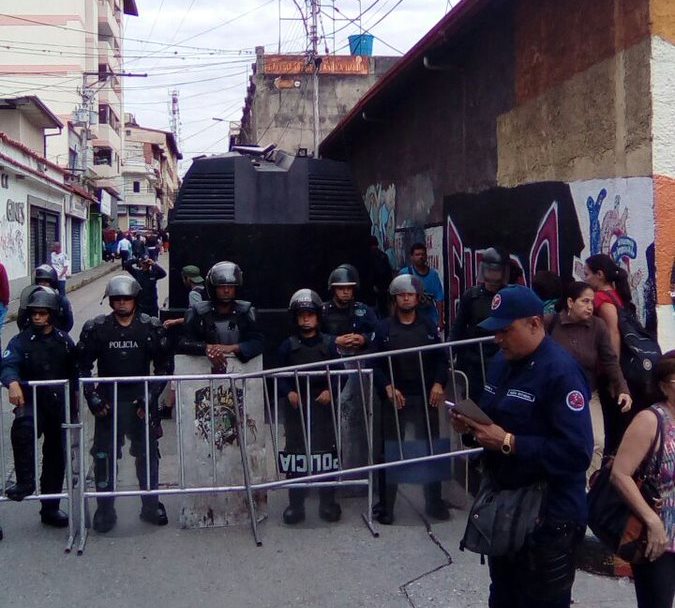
[451,284,593,608]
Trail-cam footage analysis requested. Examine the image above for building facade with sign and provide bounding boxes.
[0,132,94,294]
[237,47,398,155]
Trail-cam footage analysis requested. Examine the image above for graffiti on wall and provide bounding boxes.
[444,178,656,327]
[364,183,396,269]
[0,197,28,280]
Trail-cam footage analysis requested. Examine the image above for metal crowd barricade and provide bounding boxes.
[71,335,492,552]
[0,379,77,552]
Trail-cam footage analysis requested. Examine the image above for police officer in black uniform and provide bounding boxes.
[1,287,77,527]
[451,285,593,607]
[450,247,509,401]
[123,254,167,318]
[16,264,74,333]
[321,264,377,354]
[78,275,172,533]
[277,289,341,524]
[372,275,450,524]
[178,261,264,369]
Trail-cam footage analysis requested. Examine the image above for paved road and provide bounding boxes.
[0,255,638,607]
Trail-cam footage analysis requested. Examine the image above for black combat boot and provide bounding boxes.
[283,487,306,524]
[375,484,397,525]
[318,488,342,523]
[93,498,117,533]
[424,483,450,521]
[140,500,168,526]
[40,508,69,528]
[6,417,36,501]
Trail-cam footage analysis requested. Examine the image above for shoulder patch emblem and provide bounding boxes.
[491,294,502,310]
[566,390,586,412]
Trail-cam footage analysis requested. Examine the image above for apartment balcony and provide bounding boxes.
[93,123,121,152]
[98,0,121,42]
[92,161,117,179]
[124,192,158,207]
[98,85,121,109]
[98,40,120,73]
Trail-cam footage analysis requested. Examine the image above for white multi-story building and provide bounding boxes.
[0,0,138,269]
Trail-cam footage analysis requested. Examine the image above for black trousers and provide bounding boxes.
[283,395,338,506]
[487,520,585,608]
[12,400,66,512]
[632,551,675,608]
[378,395,442,513]
[92,399,159,509]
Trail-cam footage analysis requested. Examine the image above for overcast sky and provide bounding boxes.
[123,0,452,168]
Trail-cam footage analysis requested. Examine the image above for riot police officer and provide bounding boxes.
[1,287,78,527]
[277,289,341,524]
[78,275,173,533]
[123,254,167,318]
[16,264,74,333]
[450,247,510,401]
[178,261,264,368]
[321,264,377,354]
[373,275,449,524]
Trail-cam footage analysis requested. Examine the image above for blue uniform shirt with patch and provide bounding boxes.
[479,336,593,524]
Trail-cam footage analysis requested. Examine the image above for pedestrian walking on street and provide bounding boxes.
[78,275,173,533]
[116,234,132,268]
[546,281,632,482]
[452,285,593,608]
[585,254,646,454]
[50,241,69,297]
[1,287,78,528]
[610,352,675,608]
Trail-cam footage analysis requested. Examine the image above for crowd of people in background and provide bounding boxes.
[0,236,673,608]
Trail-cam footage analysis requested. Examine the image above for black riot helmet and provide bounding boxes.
[327,264,360,291]
[388,274,424,297]
[104,275,142,299]
[26,286,60,311]
[288,289,322,316]
[479,247,510,287]
[206,261,243,302]
[34,264,58,288]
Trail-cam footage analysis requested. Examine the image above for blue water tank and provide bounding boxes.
[348,33,374,56]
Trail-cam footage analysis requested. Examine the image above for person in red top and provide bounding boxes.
[584,253,639,454]
[0,261,9,351]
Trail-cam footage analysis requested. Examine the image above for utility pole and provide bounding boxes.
[310,0,321,156]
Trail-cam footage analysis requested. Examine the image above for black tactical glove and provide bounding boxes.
[86,392,109,417]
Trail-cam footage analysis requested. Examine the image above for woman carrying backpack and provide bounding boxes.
[546,281,632,482]
[584,254,659,455]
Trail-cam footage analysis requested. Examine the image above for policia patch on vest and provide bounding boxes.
[277,450,339,474]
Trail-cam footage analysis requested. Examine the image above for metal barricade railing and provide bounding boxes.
[0,379,77,552]
[0,335,492,553]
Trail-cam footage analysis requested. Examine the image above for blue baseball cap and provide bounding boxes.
[478,285,544,332]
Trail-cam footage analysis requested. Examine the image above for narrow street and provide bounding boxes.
[0,254,637,608]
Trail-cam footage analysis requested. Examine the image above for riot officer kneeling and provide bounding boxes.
[178,261,264,368]
[278,289,342,524]
[1,287,78,527]
[78,275,173,533]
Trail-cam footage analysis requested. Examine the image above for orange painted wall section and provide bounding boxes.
[515,0,650,104]
[651,0,675,45]
[653,175,675,305]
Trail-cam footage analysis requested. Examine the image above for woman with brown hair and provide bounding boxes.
[585,254,641,454]
[546,281,632,480]
[611,353,675,608]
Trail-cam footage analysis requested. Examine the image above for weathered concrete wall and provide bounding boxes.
[497,38,652,186]
[252,55,399,154]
